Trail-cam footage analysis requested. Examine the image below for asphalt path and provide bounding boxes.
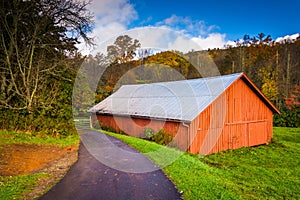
[39,129,182,200]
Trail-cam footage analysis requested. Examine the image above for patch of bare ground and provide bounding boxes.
[0,143,78,199]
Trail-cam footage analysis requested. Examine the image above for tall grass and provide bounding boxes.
[0,131,79,147]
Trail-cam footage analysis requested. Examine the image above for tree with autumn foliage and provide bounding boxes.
[91,32,300,127]
[286,85,300,110]
[259,66,279,102]
[274,85,300,127]
[107,35,141,64]
[207,32,300,127]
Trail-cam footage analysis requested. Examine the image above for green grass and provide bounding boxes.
[0,173,48,200]
[0,130,80,199]
[1,128,298,199]
[0,130,79,147]
[102,127,300,199]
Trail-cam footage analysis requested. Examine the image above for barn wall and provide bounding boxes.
[95,114,189,151]
[189,78,274,155]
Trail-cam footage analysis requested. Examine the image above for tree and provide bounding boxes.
[0,0,93,113]
[243,34,251,45]
[107,35,141,64]
[286,85,300,110]
[255,33,272,44]
[259,66,278,102]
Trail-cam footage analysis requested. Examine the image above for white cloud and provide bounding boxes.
[225,40,237,47]
[77,0,138,54]
[155,15,219,37]
[191,33,228,50]
[167,35,202,52]
[127,27,229,52]
[126,27,172,49]
[154,15,228,50]
[275,33,300,43]
[87,0,137,25]
[156,15,190,26]
[77,2,230,54]
[149,15,234,51]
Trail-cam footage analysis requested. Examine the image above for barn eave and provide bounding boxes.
[95,111,192,124]
[239,74,280,114]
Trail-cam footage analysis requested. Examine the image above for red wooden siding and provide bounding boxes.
[94,114,189,151]
[189,78,274,155]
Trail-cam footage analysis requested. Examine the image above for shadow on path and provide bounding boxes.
[39,129,182,200]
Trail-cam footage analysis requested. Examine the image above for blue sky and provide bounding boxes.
[80,0,300,54]
[129,0,299,40]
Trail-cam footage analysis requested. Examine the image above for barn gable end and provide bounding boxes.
[189,76,278,155]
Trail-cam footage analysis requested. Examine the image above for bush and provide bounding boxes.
[0,108,76,137]
[143,128,174,145]
[144,128,155,139]
[91,120,101,129]
[274,108,300,127]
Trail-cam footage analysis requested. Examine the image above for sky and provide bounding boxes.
[79,0,300,54]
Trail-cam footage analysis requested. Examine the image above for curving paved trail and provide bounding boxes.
[39,129,182,200]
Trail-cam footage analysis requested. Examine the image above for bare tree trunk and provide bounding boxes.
[275,49,280,108]
[286,52,291,99]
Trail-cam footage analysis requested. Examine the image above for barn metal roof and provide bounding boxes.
[88,73,245,122]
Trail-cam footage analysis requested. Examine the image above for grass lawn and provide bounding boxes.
[0,173,48,199]
[0,131,79,147]
[1,127,298,199]
[0,131,79,199]
[103,127,300,199]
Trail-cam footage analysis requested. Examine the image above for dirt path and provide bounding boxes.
[39,130,182,200]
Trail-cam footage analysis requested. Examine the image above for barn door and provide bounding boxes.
[248,121,267,146]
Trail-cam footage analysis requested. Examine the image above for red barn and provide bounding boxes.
[88,73,280,155]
